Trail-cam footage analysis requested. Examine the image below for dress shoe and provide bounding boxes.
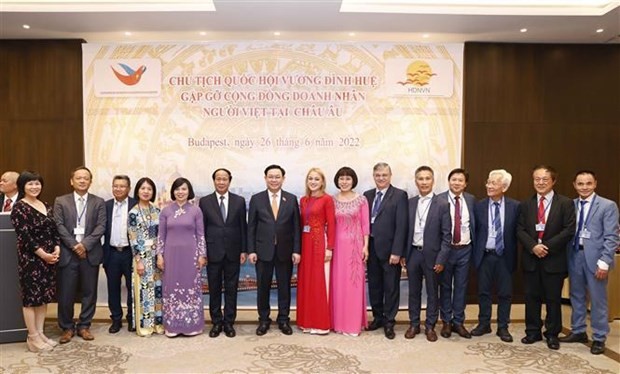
[384,325,395,340]
[590,340,605,355]
[404,325,420,339]
[546,336,560,350]
[425,327,438,342]
[440,321,452,338]
[59,329,74,344]
[471,324,492,337]
[256,322,270,336]
[496,328,513,343]
[366,319,384,331]
[452,323,471,339]
[278,322,293,335]
[128,325,136,332]
[521,335,543,344]
[77,328,94,341]
[209,324,222,338]
[108,320,122,334]
[223,324,236,338]
[558,332,588,343]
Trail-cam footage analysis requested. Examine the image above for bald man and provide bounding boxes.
[0,171,19,212]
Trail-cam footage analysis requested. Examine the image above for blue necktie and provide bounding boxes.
[493,202,504,255]
[573,200,587,250]
[372,191,383,218]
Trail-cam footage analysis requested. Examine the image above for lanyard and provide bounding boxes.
[77,200,87,225]
[416,197,432,226]
[579,195,596,229]
[538,197,552,223]
[489,199,502,225]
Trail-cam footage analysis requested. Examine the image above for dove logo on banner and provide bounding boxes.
[94,59,161,97]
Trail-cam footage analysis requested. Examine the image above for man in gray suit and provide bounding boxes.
[402,166,451,342]
[54,166,106,343]
[559,170,619,355]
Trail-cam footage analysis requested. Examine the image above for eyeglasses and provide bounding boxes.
[534,178,551,183]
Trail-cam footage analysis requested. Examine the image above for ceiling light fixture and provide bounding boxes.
[422,33,430,38]
[124,31,132,36]
[22,24,30,29]
[199,31,207,36]
[596,28,604,33]
[520,28,528,33]
[349,32,356,36]
[273,31,281,36]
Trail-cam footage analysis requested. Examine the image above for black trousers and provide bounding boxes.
[104,247,133,323]
[207,258,240,325]
[367,238,401,326]
[255,256,292,324]
[523,267,566,338]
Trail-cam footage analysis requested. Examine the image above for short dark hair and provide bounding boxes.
[71,166,92,179]
[533,164,558,181]
[574,169,596,181]
[264,164,285,176]
[415,165,434,176]
[448,168,469,182]
[113,175,131,186]
[170,177,195,201]
[334,166,358,189]
[133,177,157,202]
[212,168,232,181]
[17,171,44,197]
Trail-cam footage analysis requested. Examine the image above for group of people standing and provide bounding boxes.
[1,162,617,356]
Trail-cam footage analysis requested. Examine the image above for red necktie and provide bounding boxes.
[453,196,461,244]
[3,199,11,212]
[537,196,546,240]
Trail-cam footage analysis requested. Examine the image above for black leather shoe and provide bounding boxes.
[127,319,136,332]
[278,322,293,335]
[209,324,222,338]
[256,322,270,336]
[546,336,560,350]
[440,321,452,338]
[558,332,588,343]
[590,340,605,355]
[471,324,492,336]
[496,328,513,342]
[521,335,543,344]
[108,320,122,334]
[367,319,384,331]
[223,324,236,338]
[384,325,395,340]
[452,323,471,339]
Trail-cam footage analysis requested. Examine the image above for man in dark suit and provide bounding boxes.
[517,165,575,350]
[402,166,451,342]
[363,162,408,340]
[0,171,19,212]
[54,166,106,343]
[471,169,520,342]
[247,164,300,336]
[103,175,137,333]
[437,168,476,339]
[199,168,247,338]
[559,170,619,355]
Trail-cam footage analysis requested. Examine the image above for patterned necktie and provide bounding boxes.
[2,198,11,212]
[271,193,279,219]
[493,201,504,255]
[372,191,383,218]
[220,195,227,222]
[537,196,546,240]
[573,200,587,250]
[453,196,461,244]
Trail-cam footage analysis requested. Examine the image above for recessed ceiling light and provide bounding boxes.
[348,32,356,37]
[273,31,281,36]
[520,28,528,33]
[199,31,207,36]
[422,33,430,38]
[124,31,132,36]
[596,28,604,33]
[22,24,30,29]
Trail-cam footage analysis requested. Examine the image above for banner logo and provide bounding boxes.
[94,59,161,97]
[385,59,454,97]
[111,63,147,86]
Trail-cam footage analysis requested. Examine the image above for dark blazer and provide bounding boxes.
[517,192,576,274]
[247,190,300,261]
[473,197,520,272]
[54,192,107,267]
[437,190,476,244]
[199,192,247,262]
[103,197,137,268]
[363,185,409,259]
[404,194,452,267]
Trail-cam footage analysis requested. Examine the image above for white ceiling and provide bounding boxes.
[1,0,619,44]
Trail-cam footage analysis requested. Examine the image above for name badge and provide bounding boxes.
[579,229,591,239]
[303,225,311,233]
[371,217,376,224]
[535,223,545,232]
[144,239,154,246]
[74,227,85,235]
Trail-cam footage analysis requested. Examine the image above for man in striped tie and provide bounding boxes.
[0,171,19,212]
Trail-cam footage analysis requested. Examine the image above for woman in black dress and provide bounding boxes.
[10,171,60,352]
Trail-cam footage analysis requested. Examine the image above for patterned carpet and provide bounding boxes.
[1,323,618,373]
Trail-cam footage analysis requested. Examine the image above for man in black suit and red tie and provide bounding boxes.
[247,164,300,336]
[0,171,19,212]
[199,168,247,338]
[363,162,408,340]
[517,165,575,350]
